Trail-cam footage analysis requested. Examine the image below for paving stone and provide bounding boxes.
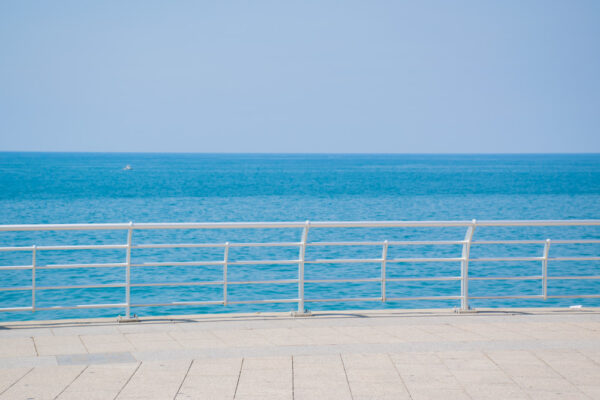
[335,326,401,344]
[395,364,463,390]
[33,335,87,356]
[0,328,53,338]
[80,334,136,353]
[463,383,530,400]
[235,356,292,399]
[0,309,598,399]
[51,325,121,336]
[498,363,560,378]
[168,330,226,349]
[0,355,57,368]
[0,365,85,400]
[408,387,471,400]
[0,337,36,357]
[55,363,139,400]
[292,327,357,344]
[485,350,544,365]
[293,355,351,399]
[116,360,191,400]
[342,354,410,399]
[0,367,31,393]
[124,332,183,351]
[525,389,591,400]
[183,357,242,376]
[243,356,291,370]
[377,325,440,342]
[56,352,136,366]
[175,359,241,400]
[211,329,272,347]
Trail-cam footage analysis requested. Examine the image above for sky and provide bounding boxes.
[0,1,599,153]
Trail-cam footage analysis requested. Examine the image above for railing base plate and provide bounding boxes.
[291,311,312,318]
[117,315,140,323]
[454,307,477,314]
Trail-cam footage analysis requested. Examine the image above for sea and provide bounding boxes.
[1,152,599,321]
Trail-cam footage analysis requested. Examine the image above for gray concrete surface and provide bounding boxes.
[0,308,599,399]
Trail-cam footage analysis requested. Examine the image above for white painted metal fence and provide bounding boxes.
[1,220,599,319]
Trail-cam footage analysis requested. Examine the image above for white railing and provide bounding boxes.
[1,219,599,319]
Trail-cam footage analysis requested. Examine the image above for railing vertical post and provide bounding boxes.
[31,245,36,312]
[542,239,551,300]
[381,240,388,302]
[297,221,310,314]
[125,222,133,319]
[461,219,476,311]
[223,242,229,306]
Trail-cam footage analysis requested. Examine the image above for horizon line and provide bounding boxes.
[1,151,600,156]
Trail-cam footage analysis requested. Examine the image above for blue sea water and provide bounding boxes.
[0,152,599,321]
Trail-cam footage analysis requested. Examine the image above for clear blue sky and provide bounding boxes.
[1,1,599,153]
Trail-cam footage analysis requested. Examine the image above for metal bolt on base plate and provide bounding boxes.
[291,310,312,317]
[454,307,478,314]
[117,314,140,323]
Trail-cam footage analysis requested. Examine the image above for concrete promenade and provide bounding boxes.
[0,308,599,399]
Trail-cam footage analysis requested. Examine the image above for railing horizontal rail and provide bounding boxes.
[469,276,543,281]
[387,276,462,282]
[1,219,599,232]
[472,239,600,245]
[131,261,224,267]
[129,281,224,287]
[0,286,32,292]
[547,275,600,280]
[387,257,464,263]
[0,265,33,271]
[305,258,382,264]
[38,263,127,270]
[305,278,380,284]
[3,239,599,253]
[469,295,544,300]
[470,257,541,262]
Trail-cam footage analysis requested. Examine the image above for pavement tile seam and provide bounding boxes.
[173,359,194,399]
[291,355,295,400]
[434,351,480,400]
[339,353,354,400]
[386,353,415,400]
[529,350,593,399]
[577,348,600,369]
[31,336,39,357]
[112,361,142,400]
[77,334,90,354]
[53,364,89,400]
[0,367,33,396]
[233,357,244,399]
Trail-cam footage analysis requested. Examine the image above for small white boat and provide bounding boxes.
[123,164,132,171]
